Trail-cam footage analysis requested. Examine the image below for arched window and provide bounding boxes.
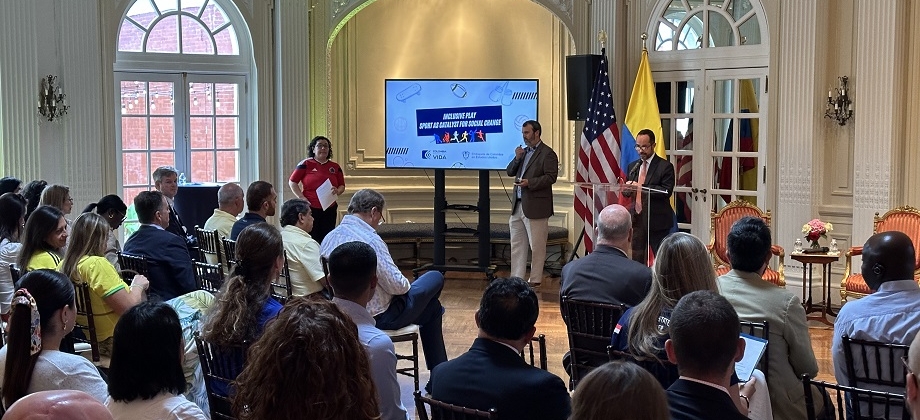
[654,0,762,51]
[114,0,252,206]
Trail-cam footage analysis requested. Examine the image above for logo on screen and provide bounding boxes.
[421,150,447,160]
[463,151,470,160]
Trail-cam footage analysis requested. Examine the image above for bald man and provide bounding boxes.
[203,183,244,266]
[3,390,114,420]
[833,231,920,399]
[906,331,920,419]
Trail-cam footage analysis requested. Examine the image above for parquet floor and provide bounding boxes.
[399,269,837,417]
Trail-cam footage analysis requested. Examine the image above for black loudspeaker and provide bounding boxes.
[566,54,604,121]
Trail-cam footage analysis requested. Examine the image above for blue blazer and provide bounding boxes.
[123,224,196,301]
[430,338,570,420]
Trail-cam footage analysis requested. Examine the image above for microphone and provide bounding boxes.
[628,161,640,180]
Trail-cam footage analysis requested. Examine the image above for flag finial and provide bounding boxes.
[598,30,608,51]
[640,32,648,51]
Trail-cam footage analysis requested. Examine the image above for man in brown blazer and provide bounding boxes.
[506,120,558,286]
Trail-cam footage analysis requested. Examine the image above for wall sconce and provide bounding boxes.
[37,75,68,122]
[824,76,853,126]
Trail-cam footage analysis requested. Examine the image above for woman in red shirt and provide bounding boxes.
[288,136,345,244]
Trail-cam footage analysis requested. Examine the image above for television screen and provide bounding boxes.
[385,79,539,170]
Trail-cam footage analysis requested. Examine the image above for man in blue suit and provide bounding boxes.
[430,277,570,420]
[123,190,196,301]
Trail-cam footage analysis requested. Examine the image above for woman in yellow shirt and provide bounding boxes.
[58,212,149,356]
[17,206,68,272]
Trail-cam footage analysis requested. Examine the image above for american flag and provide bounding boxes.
[575,50,624,253]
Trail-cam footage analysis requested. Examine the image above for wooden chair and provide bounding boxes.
[740,320,770,381]
[842,335,910,389]
[221,237,237,268]
[607,346,679,389]
[8,263,21,284]
[841,205,920,302]
[72,281,106,366]
[414,391,497,420]
[195,226,224,268]
[708,199,786,287]
[270,251,293,304]
[801,374,909,420]
[116,251,148,282]
[194,331,248,420]
[521,334,548,370]
[193,261,224,294]
[384,324,420,392]
[560,296,627,389]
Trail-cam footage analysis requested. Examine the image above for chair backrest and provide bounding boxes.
[414,391,497,420]
[193,261,224,294]
[194,331,247,420]
[195,226,224,267]
[270,251,293,304]
[8,264,21,284]
[71,281,100,362]
[560,296,627,387]
[801,374,909,420]
[874,206,920,271]
[221,237,237,267]
[116,252,149,281]
[608,346,679,389]
[739,320,770,381]
[520,334,548,370]
[842,335,910,388]
[709,199,772,267]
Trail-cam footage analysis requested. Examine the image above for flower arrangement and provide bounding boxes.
[802,219,833,248]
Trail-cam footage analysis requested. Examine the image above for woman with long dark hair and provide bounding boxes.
[0,270,108,408]
[83,194,128,269]
[0,193,27,317]
[233,297,379,420]
[287,135,346,244]
[21,180,47,221]
[105,301,207,419]
[18,206,67,272]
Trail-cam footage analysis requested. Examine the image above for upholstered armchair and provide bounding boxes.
[841,206,920,303]
[708,199,786,287]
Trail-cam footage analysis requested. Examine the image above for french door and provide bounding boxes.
[115,72,247,204]
[655,67,768,237]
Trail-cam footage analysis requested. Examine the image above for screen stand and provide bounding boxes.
[412,169,496,281]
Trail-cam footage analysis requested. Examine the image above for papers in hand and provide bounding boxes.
[316,179,337,211]
[735,333,768,382]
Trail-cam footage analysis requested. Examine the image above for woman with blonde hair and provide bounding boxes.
[570,361,669,420]
[233,297,379,420]
[58,212,149,356]
[38,185,73,219]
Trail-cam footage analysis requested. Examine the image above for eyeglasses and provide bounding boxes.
[634,144,653,151]
[903,355,914,375]
[66,197,74,202]
[315,143,330,149]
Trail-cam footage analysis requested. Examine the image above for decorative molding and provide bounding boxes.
[0,1,41,179]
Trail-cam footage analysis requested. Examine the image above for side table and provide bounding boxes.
[790,253,840,325]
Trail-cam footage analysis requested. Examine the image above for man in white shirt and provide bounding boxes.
[321,189,447,372]
[330,241,409,420]
[203,183,243,267]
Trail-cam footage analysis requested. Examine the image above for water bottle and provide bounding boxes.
[177,172,187,185]
[794,238,803,254]
[829,239,838,254]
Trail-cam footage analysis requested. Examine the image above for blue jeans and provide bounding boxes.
[374,271,448,369]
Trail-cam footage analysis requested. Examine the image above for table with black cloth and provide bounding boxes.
[173,183,221,233]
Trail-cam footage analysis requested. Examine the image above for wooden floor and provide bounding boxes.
[398,269,836,413]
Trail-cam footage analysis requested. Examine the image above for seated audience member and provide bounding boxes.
[229,181,276,240]
[83,194,128,270]
[907,331,920,419]
[203,182,244,266]
[38,184,74,227]
[0,176,21,195]
[232,297,379,420]
[569,361,669,420]
[430,277,570,420]
[17,206,67,271]
[717,216,821,420]
[0,193,27,316]
[105,301,208,420]
[59,212,149,356]
[122,191,195,301]
[21,180,47,221]
[3,390,114,420]
[664,290,748,420]
[321,189,448,371]
[200,222,284,397]
[151,166,194,247]
[0,270,108,408]
[561,204,652,308]
[330,241,408,420]
[280,198,327,297]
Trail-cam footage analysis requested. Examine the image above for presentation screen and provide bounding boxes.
[385,79,539,170]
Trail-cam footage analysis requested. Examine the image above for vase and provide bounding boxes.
[809,240,821,250]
